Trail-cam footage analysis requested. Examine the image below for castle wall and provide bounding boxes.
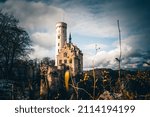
[57,44,83,76]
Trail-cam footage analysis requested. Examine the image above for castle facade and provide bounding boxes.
[55,22,83,76]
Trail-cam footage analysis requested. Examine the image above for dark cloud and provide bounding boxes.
[83,0,150,70]
[0,0,7,3]
[0,0,149,69]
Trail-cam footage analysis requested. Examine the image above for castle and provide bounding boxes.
[55,22,83,76]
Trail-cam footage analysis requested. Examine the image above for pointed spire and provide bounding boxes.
[69,33,72,43]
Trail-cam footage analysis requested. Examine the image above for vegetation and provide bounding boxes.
[0,11,149,100]
[0,10,32,80]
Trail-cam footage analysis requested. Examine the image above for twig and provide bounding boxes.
[69,84,94,100]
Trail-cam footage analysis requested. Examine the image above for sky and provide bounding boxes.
[0,0,150,70]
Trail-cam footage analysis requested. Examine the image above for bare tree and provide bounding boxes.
[0,11,32,79]
[41,57,55,66]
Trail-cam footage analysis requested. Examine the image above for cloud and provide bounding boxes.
[0,0,149,70]
[64,6,118,38]
[1,0,64,31]
[30,45,55,59]
[83,43,108,51]
[31,32,55,49]
[83,34,150,70]
[0,0,63,59]
[83,48,119,69]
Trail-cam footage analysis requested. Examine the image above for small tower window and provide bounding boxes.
[58,36,60,39]
[64,60,67,64]
[64,52,67,57]
[69,59,72,64]
[58,43,60,46]
[59,60,62,64]
[58,49,59,53]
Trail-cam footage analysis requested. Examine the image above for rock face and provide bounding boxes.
[39,64,62,99]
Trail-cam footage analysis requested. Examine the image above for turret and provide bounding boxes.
[69,33,72,43]
[55,22,67,66]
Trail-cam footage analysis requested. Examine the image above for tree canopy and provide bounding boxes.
[0,11,32,79]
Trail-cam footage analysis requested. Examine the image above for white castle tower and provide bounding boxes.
[55,22,67,66]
